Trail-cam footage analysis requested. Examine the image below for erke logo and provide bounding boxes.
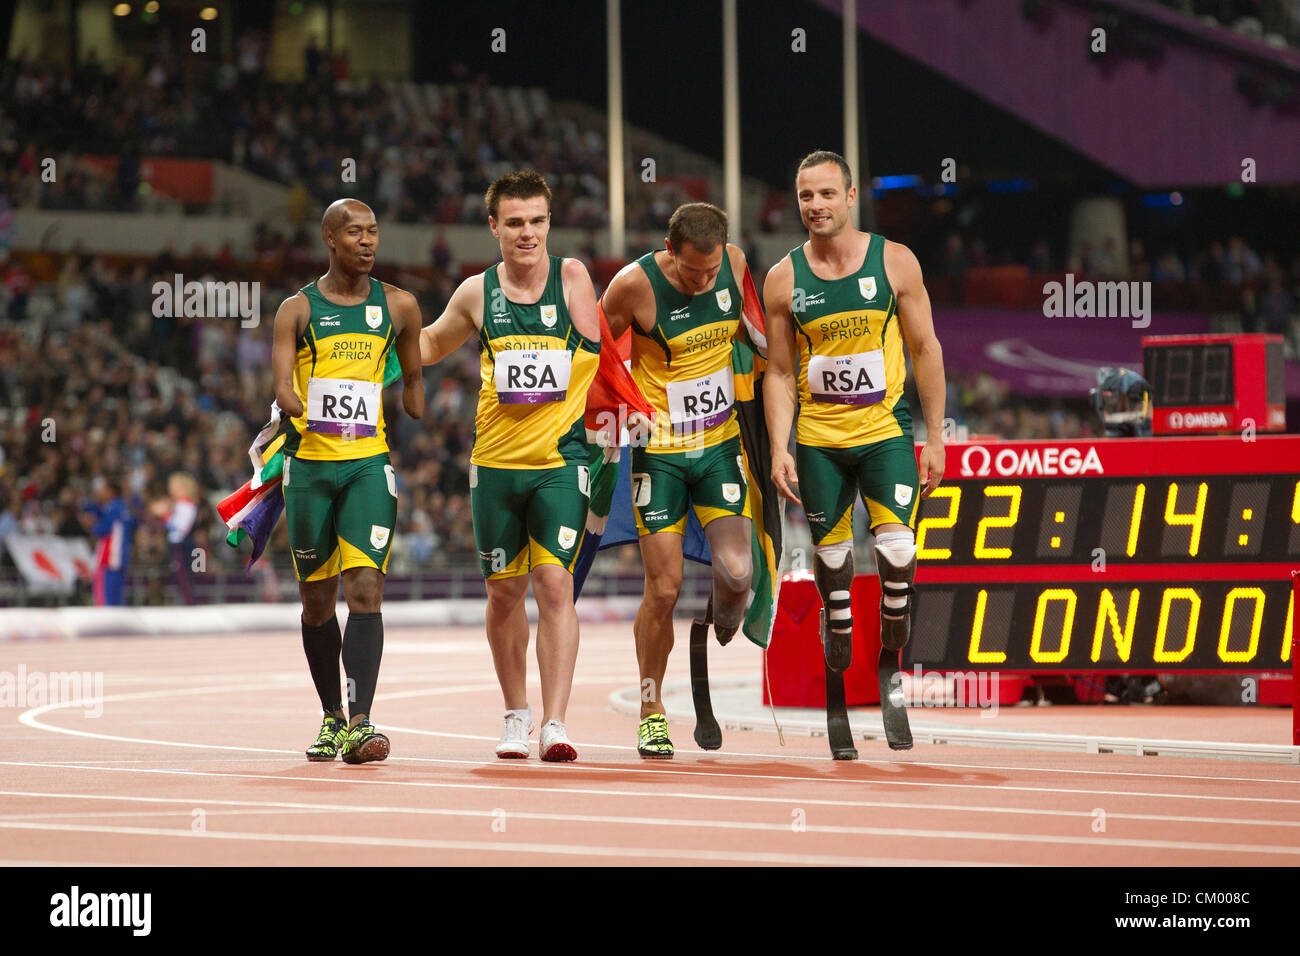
[540,304,558,328]
[715,288,732,312]
[365,305,383,329]
[859,276,877,300]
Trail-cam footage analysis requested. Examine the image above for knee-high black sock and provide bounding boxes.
[342,612,383,721]
[302,615,343,714]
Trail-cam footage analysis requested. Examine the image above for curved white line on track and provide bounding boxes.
[16,675,1300,794]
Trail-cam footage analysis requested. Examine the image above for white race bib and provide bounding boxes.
[494,349,572,404]
[666,367,735,434]
[808,350,887,405]
[306,377,381,438]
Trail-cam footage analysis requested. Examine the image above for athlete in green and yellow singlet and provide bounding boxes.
[419,171,600,762]
[764,151,947,755]
[271,198,424,765]
[602,202,757,759]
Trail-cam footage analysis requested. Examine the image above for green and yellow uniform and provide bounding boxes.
[282,277,398,581]
[471,255,600,579]
[629,250,751,536]
[788,236,920,544]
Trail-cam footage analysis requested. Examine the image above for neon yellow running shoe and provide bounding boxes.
[637,713,674,760]
[305,714,348,762]
[340,718,390,765]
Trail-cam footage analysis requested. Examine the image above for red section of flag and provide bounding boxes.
[31,549,61,580]
[584,299,654,433]
[739,262,767,354]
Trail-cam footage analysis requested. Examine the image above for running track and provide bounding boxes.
[2,622,1297,866]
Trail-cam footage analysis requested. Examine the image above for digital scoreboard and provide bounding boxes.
[906,436,1300,673]
[1142,333,1286,434]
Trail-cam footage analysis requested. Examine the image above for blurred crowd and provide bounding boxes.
[1,55,689,233]
[1152,0,1300,47]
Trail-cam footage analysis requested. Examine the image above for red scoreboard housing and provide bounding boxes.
[1143,333,1286,434]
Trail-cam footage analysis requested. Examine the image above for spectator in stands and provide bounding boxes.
[1152,248,1187,283]
[84,476,139,606]
[1224,235,1263,284]
[151,471,200,605]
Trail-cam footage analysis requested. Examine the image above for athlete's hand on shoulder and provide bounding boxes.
[771,448,800,504]
[919,440,945,497]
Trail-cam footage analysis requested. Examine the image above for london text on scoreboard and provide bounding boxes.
[907,437,1300,673]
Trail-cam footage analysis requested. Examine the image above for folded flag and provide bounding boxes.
[574,264,784,649]
[217,347,403,569]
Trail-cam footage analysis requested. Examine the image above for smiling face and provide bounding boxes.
[490,196,550,269]
[796,162,856,239]
[323,202,378,273]
[666,240,725,295]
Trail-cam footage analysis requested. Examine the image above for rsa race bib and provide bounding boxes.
[306,377,381,437]
[494,349,572,404]
[666,367,734,434]
[808,350,886,405]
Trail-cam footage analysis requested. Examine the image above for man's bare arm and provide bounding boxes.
[886,240,946,495]
[384,284,425,420]
[600,262,653,340]
[420,275,482,366]
[271,293,308,418]
[762,256,801,503]
[561,258,600,342]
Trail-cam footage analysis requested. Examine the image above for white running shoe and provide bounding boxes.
[539,719,577,762]
[495,705,533,759]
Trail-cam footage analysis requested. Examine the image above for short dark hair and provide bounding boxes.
[484,170,552,220]
[667,202,728,255]
[796,150,853,190]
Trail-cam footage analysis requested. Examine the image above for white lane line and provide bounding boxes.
[0,821,985,866]
[381,723,1300,787]
[0,814,1292,859]
[0,808,338,822]
[2,788,1296,832]
[23,682,1298,797]
[4,760,1300,813]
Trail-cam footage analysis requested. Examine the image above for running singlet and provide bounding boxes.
[472,255,600,469]
[788,235,911,447]
[283,277,395,460]
[629,249,742,453]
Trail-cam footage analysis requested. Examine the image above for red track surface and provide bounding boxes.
[2,622,1298,866]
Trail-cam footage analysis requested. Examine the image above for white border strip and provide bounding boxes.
[609,678,1300,765]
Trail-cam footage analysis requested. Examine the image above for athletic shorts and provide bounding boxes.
[470,461,590,579]
[631,436,751,536]
[283,452,396,582]
[796,436,919,546]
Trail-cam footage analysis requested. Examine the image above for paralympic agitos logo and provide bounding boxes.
[959,445,1104,478]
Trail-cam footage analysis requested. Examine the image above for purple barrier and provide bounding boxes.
[821,0,1300,187]
[932,308,1300,399]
